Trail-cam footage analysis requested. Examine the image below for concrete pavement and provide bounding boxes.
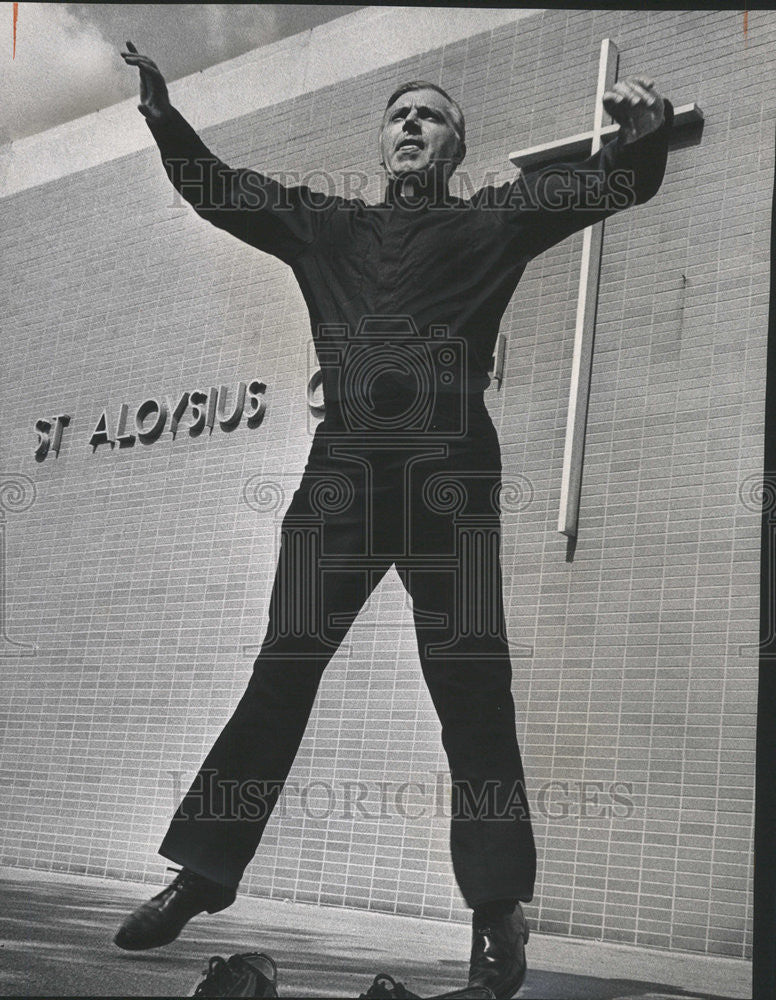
[0,867,751,998]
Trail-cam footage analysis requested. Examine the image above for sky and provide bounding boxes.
[0,3,364,142]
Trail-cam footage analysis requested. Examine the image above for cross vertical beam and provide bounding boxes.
[557,38,619,537]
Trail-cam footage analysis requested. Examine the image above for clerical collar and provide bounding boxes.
[382,170,451,209]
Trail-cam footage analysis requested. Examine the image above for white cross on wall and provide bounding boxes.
[508,39,703,538]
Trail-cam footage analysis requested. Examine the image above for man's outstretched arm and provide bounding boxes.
[121,41,336,264]
[498,76,674,258]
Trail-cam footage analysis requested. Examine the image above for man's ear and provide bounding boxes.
[456,140,467,166]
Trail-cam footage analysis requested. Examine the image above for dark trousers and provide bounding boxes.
[160,417,536,907]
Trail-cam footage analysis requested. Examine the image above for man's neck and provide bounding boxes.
[383,168,451,208]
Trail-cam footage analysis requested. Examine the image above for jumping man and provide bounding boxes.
[115,40,671,998]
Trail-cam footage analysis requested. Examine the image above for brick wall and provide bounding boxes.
[0,8,771,957]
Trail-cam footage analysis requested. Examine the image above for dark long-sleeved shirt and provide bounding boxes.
[146,100,673,434]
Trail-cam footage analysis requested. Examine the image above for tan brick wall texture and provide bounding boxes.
[0,9,772,958]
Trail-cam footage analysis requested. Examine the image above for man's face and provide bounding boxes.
[379,87,464,179]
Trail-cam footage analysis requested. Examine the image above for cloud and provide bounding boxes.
[0,4,363,143]
[0,2,130,141]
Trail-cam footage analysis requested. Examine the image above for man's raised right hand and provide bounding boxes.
[121,40,172,122]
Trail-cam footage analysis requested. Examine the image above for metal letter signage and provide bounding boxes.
[35,379,267,459]
[34,414,70,461]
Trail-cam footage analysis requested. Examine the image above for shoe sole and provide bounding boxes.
[113,911,202,951]
[113,896,235,951]
[113,927,184,951]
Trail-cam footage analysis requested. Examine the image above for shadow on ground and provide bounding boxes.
[0,876,746,999]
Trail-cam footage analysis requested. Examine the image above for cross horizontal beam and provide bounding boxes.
[509,102,703,170]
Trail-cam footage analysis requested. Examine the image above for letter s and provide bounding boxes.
[245,381,267,427]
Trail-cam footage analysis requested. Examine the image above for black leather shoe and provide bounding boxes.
[191,952,278,997]
[113,866,237,951]
[467,903,529,999]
